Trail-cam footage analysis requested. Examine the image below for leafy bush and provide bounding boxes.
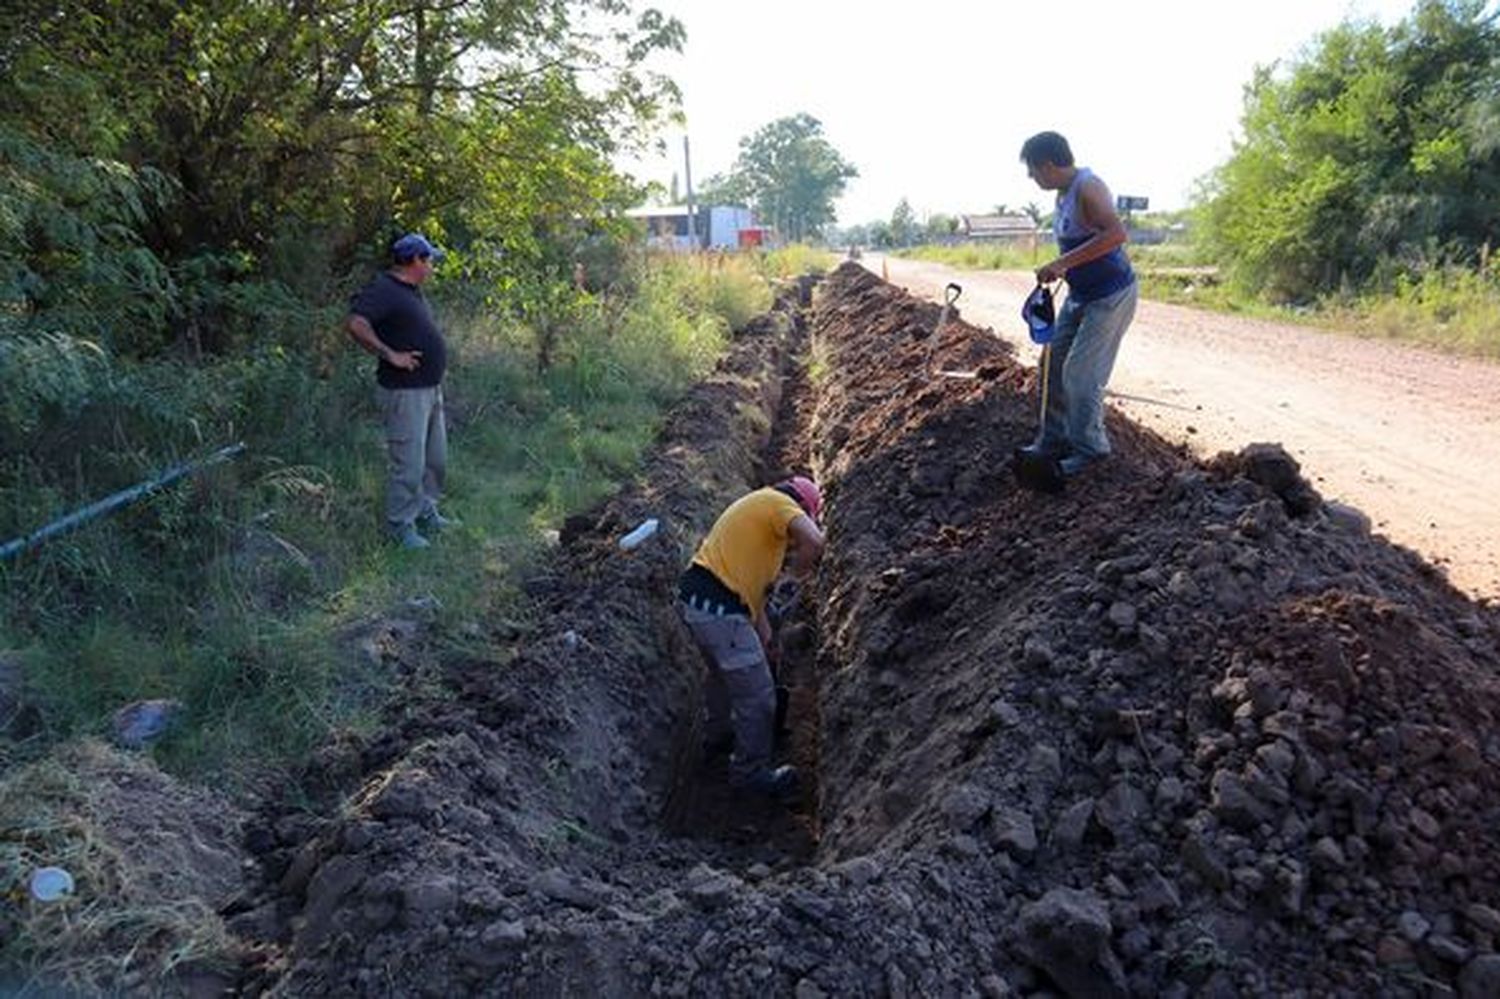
[1200,1,1500,301]
[0,129,175,355]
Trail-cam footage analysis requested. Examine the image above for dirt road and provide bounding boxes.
[867,254,1500,600]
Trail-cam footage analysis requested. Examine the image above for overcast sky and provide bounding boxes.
[617,0,1418,225]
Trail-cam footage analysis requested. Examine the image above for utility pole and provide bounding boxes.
[683,135,698,250]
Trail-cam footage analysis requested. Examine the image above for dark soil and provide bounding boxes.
[234,264,1500,998]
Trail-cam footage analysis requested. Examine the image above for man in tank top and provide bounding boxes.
[1019,131,1139,476]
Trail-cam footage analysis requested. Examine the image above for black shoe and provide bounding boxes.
[1016,441,1066,459]
[703,733,734,758]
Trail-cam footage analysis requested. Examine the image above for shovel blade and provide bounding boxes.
[1013,448,1066,494]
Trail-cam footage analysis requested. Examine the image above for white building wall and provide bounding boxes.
[707,206,754,248]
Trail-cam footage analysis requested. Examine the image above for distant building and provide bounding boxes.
[957,214,1040,242]
[625,204,764,250]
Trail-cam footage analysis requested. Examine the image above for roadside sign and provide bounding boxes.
[1116,195,1149,212]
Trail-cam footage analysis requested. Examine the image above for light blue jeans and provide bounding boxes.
[1035,281,1138,459]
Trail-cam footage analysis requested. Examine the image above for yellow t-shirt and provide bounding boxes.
[692,488,805,619]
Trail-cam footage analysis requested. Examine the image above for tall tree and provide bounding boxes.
[0,0,686,356]
[925,213,957,240]
[890,198,917,247]
[693,171,752,208]
[719,114,857,242]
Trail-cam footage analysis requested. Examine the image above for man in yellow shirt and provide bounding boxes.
[677,476,825,799]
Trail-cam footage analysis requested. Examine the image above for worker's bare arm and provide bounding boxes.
[1036,177,1129,283]
[786,515,825,576]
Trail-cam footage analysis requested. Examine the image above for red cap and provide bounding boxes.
[782,476,822,521]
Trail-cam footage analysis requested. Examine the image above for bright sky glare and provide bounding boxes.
[618,0,1419,226]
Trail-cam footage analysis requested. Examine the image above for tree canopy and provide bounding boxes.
[1199,0,1500,301]
[0,0,685,358]
[701,114,857,242]
[889,198,917,247]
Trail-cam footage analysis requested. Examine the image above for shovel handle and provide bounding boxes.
[945,282,962,305]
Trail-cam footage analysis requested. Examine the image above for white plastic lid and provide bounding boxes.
[29,866,75,902]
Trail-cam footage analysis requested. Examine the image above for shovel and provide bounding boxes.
[924,283,969,376]
[1012,343,1067,493]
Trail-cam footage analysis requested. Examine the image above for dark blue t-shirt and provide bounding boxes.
[348,272,447,388]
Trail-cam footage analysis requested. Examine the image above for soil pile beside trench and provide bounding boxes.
[242,264,1500,997]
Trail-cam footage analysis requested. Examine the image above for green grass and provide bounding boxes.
[761,244,837,280]
[899,240,1209,274]
[900,241,1500,359]
[1137,261,1500,359]
[1325,266,1500,358]
[1130,242,1218,269]
[0,251,761,784]
[897,242,1049,271]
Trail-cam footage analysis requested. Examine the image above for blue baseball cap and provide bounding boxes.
[392,233,443,263]
[1021,284,1056,344]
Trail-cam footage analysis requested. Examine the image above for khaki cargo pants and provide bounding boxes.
[376,384,447,530]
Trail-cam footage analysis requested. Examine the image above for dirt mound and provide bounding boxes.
[0,740,245,994]
[809,263,1500,995]
[236,264,1500,997]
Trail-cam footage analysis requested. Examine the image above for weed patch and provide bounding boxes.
[1,252,773,783]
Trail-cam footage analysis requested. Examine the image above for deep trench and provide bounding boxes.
[659,276,826,859]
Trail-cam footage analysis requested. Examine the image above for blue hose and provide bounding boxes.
[0,442,246,561]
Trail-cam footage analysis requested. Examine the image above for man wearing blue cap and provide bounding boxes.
[346,233,457,549]
[1019,131,1138,476]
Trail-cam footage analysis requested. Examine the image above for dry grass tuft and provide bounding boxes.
[0,740,246,993]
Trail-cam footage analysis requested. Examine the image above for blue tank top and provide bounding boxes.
[1053,167,1135,303]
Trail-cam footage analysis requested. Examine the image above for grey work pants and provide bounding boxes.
[376,384,447,529]
[678,601,775,784]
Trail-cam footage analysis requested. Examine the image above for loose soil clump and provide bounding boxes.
[235,264,1500,997]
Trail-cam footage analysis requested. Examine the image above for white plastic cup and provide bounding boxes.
[619,518,659,550]
[29,866,74,902]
